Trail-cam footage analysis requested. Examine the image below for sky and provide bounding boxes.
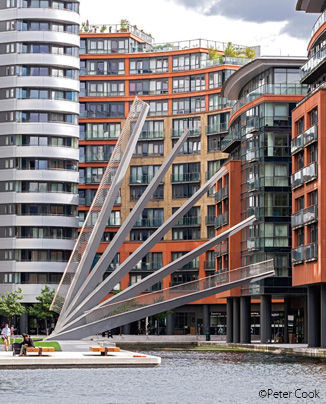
[80,0,317,56]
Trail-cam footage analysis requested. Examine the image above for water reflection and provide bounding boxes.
[0,351,325,404]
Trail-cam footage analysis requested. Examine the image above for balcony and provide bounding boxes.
[221,131,240,153]
[205,215,215,226]
[138,131,164,140]
[171,173,201,183]
[215,185,229,203]
[247,237,259,251]
[292,242,318,264]
[129,175,161,185]
[301,44,326,84]
[170,128,201,138]
[215,212,228,228]
[232,84,308,115]
[304,125,318,146]
[303,162,318,184]
[133,218,164,228]
[291,169,304,189]
[291,133,303,155]
[131,262,162,271]
[214,242,228,257]
[80,153,112,163]
[247,177,259,192]
[204,260,216,271]
[292,205,318,229]
[175,216,201,226]
[205,122,228,135]
[108,218,121,227]
[85,131,120,140]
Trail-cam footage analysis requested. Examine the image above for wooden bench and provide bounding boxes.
[89,346,120,356]
[26,347,55,356]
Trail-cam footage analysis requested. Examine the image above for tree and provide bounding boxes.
[208,46,219,61]
[28,286,55,336]
[244,47,256,59]
[0,288,26,326]
[224,42,237,57]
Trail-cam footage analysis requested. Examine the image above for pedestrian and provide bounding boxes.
[1,324,11,352]
[19,333,35,356]
[108,330,113,338]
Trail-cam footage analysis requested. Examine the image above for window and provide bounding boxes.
[148,100,168,116]
[297,117,304,135]
[172,117,201,136]
[310,108,318,126]
[133,141,164,157]
[172,96,205,115]
[172,184,200,199]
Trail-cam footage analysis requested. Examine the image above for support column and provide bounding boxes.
[308,285,320,348]
[203,304,210,336]
[260,295,271,344]
[233,297,240,343]
[166,313,175,335]
[240,296,251,344]
[321,285,326,348]
[226,298,233,343]
[283,297,289,344]
[19,312,28,335]
[304,295,308,344]
[122,323,131,335]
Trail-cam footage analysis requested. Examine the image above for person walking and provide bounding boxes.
[19,334,35,356]
[1,324,11,352]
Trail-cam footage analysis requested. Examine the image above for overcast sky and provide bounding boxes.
[80,0,317,56]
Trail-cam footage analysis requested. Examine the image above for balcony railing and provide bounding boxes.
[171,173,201,183]
[291,125,318,155]
[291,133,303,155]
[84,131,120,140]
[301,44,326,82]
[175,216,201,226]
[221,131,240,152]
[292,242,318,264]
[204,260,216,270]
[108,219,121,226]
[205,122,228,135]
[215,185,229,203]
[215,212,228,228]
[292,205,318,229]
[303,162,318,183]
[133,218,164,228]
[129,175,162,184]
[170,128,201,138]
[247,237,260,251]
[214,242,228,257]
[131,262,162,271]
[304,125,318,146]
[138,131,164,140]
[80,153,112,163]
[232,84,308,115]
[205,215,215,226]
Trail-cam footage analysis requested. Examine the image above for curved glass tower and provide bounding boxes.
[0,0,80,311]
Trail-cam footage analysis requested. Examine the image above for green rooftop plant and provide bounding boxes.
[81,21,89,32]
[224,42,237,57]
[208,46,219,60]
[244,47,256,59]
[120,18,130,31]
[100,25,107,33]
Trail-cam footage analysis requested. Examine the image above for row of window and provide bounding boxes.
[0,181,78,193]
[0,135,78,148]
[0,249,72,261]
[5,43,79,57]
[2,65,79,79]
[3,111,78,124]
[4,88,78,102]
[4,20,79,35]
[0,226,77,239]
[2,0,79,12]
[0,203,78,216]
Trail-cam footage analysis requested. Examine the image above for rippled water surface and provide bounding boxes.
[1,350,326,404]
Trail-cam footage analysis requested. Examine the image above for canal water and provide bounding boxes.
[0,350,325,404]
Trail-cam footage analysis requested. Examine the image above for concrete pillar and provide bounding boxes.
[283,297,289,344]
[260,295,272,343]
[166,313,175,335]
[203,304,210,335]
[233,297,240,343]
[321,285,326,348]
[226,298,233,343]
[122,323,131,335]
[20,312,28,335]
[240,296,251,343]
[308,285,320,348]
